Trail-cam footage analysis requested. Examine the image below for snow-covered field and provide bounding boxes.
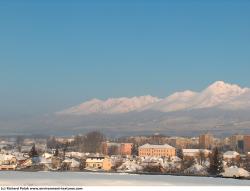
[0,171,250,186]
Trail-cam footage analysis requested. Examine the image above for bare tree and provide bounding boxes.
[108,145,119,155]
[62,142,69,160]
[198,150,206,165]
[16,136,24,152]
[182,157,195,171]
[83,131,106,153]
[47,136,57,149]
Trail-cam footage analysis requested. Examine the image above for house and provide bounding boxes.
[51,157,62,170]
[65,152,86,159]
[0,154,17,170]
[102,157,112,171]
[62,158,80,171]
[12,152,28,166]
[42,152,53,159]
[85,156,104,170]
[19,158,32,169]
[221,166,249,178]
[138,144,176,157]
[0,154,17,165]
[85,156,112,171]
[0,164,17,170]
[223,151,240,161]
[21,145,33,153]
[183,149,211,159]
[39,156,52,171]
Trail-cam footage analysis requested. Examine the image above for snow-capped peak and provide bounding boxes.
[167,90,197,101]
[57,81,250,115]
[205,81,246,95]
[57,95,161,115]
[193,81,248,109]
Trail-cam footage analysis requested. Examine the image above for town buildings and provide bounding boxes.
[229,134,244,151]
[243,135,250,153]
[138,143,176,157]
[199,133,214,149]
[101,142,133,156]
[167,137,199,149]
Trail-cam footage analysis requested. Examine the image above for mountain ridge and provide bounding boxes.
[58,81,250,115]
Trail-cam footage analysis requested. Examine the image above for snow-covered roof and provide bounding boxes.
[12,152,27,161]
[66,152,86,158]
[117,160,143,172]
[86,158,104,163]
[63,158,72,163]
[39,157,52,164]
[105,142,121,146]
[183,149,211,156]
[63,158,80,168]
[21,145,32,152]
[140,156,163,164]
[0,154,15,161]
[42,153,53,159]
[223,151,240,158]
[139,143,174,149]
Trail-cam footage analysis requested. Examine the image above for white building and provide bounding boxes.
[223,151,240,160]
[183,149,211,158]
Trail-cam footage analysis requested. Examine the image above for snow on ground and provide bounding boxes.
[184,164,208,175]
[117,160,143,172]
[221,166,250,178]
[0,171,250,186]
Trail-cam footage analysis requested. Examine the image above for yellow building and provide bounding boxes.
[102,157,112,171]
[85,156,112,171]
[138,143,176,157]
[0,154,17,171]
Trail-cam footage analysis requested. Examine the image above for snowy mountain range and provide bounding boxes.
[57,96,161,115]
[2,81,250,136]
[58,81,250,115]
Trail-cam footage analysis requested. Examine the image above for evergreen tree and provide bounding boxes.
[54,146,59,157]
[208,147,224,175]
[62,142,69,160]
[177,149,184,160]
[79,159,86,171]
[29,144,38,158]
[131,144,138,156]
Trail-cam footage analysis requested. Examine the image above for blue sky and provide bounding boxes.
[0,0,250,116]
